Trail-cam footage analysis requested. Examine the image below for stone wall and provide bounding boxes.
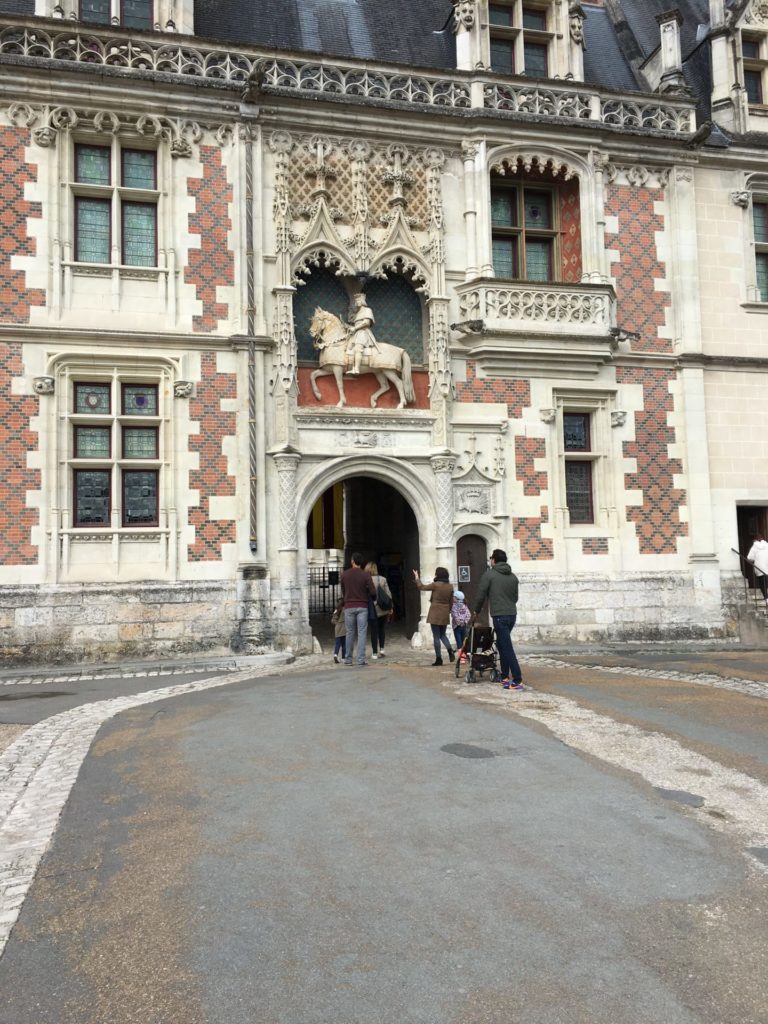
[0,580,275,666]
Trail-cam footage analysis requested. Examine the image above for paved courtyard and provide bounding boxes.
[0,639,766,1023]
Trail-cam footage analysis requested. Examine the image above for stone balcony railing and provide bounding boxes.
[457,279,616,334]
[454,279,618,378]
[0,17,696,136]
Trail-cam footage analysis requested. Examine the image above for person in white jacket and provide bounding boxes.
[746,534,768,599]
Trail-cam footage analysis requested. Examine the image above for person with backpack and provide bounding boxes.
[365,561,393,659]
[450,589,471,656]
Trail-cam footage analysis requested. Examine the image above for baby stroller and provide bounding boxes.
[455,624,499,684]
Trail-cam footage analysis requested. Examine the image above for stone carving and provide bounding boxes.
[603,163,670,189]
[455,487,491,516]
[486,83,593,121]
[732,190,751,208]
[540,408,556,424]
[452,0,476,30]
[746,0,768,24]
[309,305,415,409]
[569,3,585,45]
[32,126,57,148]
[173,381,194,398]
[338,431,395,448]
[491,153,578,182]
[170,137,192,159]
[32,376,55,395]
[611,410,627,428]
[431,454,456,546]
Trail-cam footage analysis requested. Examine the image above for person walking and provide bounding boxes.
[341,552,376,666]
[413,566,456,666]
[472,549,523,690]
[365,561,392,659]
[450,589,472,658]
[747,533,768,600]
[331,597,346,664]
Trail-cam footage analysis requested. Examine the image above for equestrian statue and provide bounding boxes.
[309,293,415,409]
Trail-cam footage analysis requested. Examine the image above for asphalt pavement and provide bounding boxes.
[0,650,767,1024]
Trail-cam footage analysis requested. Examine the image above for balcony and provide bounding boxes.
[453,279,618,378]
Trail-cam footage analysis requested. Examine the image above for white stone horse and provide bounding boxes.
[309,307,416,409]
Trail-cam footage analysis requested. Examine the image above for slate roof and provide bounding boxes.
[193,0,457,70]
[582,4,639,93]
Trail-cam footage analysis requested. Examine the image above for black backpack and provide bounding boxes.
[376,581,392,611]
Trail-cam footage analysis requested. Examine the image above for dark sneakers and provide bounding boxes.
[448,649,456,662]
[432,658,443,666]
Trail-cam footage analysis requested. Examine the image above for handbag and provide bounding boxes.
[376,582,392,611]
[368,595,377,621]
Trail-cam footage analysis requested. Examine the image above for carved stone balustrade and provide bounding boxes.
[454,279,618,379]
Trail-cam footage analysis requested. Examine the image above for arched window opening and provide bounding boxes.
[363,270,425,364]
[490,161,581,284]
[293,265,350,362]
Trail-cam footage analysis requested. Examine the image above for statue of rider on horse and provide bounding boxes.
[345,292,380,375]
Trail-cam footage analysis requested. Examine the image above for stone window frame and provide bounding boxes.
[79,0,153,29]
[490,174,560,281]
[68,137,161,272]
[741,30,768,107]
[487,0,555,78]
[35,0,187,31]
[549,388,617,535]
[739,175,768,310]
[49,355,182,580]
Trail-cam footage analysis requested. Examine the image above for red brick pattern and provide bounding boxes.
[605,185,671,354]
[559,178,582,284]
[514,507,554,561]
[186,146,234,333]
[515,436,547,496]
[616,366,687,554]
[0,128,45,323]
[188,351,237,561]
[0,343,39,564]
[455,363,531,418]
[582,537,609,555]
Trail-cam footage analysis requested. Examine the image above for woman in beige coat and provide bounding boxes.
[413,566,455,666]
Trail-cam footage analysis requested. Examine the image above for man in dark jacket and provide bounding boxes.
[473,548,523,689]
[340,552,376,666]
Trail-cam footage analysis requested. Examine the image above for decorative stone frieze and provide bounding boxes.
[604,163,671,189]
[338,431,395,448]
[458,282,615,330]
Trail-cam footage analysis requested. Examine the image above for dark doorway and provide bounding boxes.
[456,534,488,625]
[737,506,768,588]
[307,477,421,638]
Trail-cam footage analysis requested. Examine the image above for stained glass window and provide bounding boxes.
[564,414,590,451]
[123,470,158,525]
[122,150,156,190]
[524,41,548,77]
[123,427,158,459]
[522,8,547,31]
[75,426,110,459]
[565,462,593,524]
[525,239,552,282]
[76,145,110,185]
[122,384,158,416]
[122,0,152,28]
[754,203,768,244]
[492,237,518,279]
[122,202,156,266]
[757,253,768,302]
[76,198,110,263]
[80,0,110,22]
[492,190,517,227]
[75,470,110,526]
[524,191,552,230]
[75,383,111,414]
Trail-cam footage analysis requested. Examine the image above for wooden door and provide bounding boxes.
[456,534,489,625]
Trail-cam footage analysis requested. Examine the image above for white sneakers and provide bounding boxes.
[371,654,378,660]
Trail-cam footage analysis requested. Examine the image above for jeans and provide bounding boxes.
[333,636,346,658]
[493,613,522,683]
[344,607,369,665]
[431,624,453,660]
[453,625,467,654]
[370,615,386,654]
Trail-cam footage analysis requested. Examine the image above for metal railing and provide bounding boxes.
[308,566,340,616]
[730,548,768,612]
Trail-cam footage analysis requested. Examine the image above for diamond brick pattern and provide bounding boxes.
[582,537,609,555]
[605,185,671,353]
[0,344,39,564]
[0,128,45,323]
[455,362,531,418]
[515,435,547,496]
[188,351,237,561]
[617,366,687,555]
[559,178,582,284]
[514,506,554,561]
[186,146,234,333]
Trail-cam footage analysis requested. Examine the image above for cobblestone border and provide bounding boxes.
[0,660,288,957]
[526,656,768,701]
[0,664,245,686]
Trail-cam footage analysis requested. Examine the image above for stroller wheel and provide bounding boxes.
[465,670,476,684]
[490,670,499,683]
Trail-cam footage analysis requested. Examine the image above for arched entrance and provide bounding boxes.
[305,474,422,640]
